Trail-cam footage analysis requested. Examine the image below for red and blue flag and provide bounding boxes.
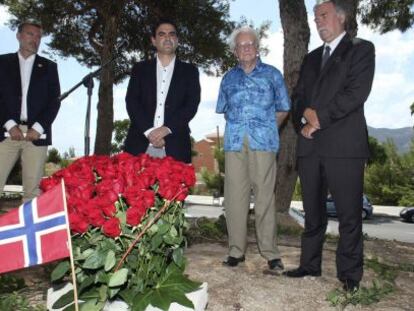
[0,183,70,274]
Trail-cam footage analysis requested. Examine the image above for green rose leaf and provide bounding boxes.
[78,276,94,294]
[104,250,116,271]
[79,298,105,311]
[52,289,74,309]
[83,250,106,269]
[51,261,70,282]
[172,248,184,267]
[108,268,129,287]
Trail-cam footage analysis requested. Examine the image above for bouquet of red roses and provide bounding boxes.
[42,153,200,311]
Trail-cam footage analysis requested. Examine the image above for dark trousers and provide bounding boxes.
[298,155,366,282]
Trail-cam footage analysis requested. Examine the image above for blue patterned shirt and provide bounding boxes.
[216,59,290,152]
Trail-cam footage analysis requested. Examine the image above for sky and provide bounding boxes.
[0,0,413,156]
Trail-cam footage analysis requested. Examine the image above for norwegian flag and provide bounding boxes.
[0,183,70,274]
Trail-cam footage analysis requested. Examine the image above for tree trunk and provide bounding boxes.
[275,0,310,213]
[94,14,120,155]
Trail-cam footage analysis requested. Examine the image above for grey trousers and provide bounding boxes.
[224,138,280,260]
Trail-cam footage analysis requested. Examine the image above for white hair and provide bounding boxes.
[228,26,259,51]
[314,0,347,18]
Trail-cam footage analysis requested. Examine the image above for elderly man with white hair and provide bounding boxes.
[216,26,290,271]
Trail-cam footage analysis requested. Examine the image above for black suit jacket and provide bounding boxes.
[0,53,61,146]
[124,58,201,163]
[293,34,375,158]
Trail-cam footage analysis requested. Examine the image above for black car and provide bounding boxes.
[400,207,414,223]
[326,194,373,220]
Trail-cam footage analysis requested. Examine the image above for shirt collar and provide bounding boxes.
[324,31,346,54]
[236,57,263,73]
[156,54,176,70]
[18,51,36,63]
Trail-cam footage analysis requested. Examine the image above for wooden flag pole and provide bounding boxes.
[61,180,79,311]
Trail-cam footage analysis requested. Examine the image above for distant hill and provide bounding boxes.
[368,126,413,154]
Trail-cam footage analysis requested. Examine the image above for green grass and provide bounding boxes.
[326,256,402,308]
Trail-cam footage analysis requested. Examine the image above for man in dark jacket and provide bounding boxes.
[284,0,375,292]
[124,19,200,163]
[0,21,61,201]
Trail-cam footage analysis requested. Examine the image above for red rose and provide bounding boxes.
[102,218,121,238]
[87,208,105,227]
[102,203,117,217]
[40,177,60,192]
[158,183,179,201]
[126,207,145,226]
[69,212,89,234]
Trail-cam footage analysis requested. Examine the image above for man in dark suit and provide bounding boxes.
[124,19,201,163]
[284,0,375,292]
[0,21,61,201]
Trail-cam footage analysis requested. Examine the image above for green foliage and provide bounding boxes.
[111,119,130,154]
[326,256,398,307]
[291,178,302,201]
[200,167,224,196]
[0,292,47,311]
[51,201,198,310]
[200,146,225,195]
[47,147,62,164]
[359,0,414,33]
[364,139,414,206]
[0,274,26,294]
[367,136,387,165]
[186,216,227,244]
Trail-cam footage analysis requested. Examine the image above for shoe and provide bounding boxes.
[222,256,245,267]
[342,279,359,292]
[268,259,284,271]
[282,267,321,278]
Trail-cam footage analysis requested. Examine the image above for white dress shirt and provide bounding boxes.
[144,55,175,137]
[4,52,44,135]
[324,31,346,55]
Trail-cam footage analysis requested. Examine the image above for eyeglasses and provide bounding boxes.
[236,41,256,50]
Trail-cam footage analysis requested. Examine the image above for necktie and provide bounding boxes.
[321,45,331,69]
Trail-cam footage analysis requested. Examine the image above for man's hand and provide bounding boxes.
[152,138,165,148]
[8,126,24,141]
[301,124,318,139]
[303,108,320,129]
[25,128,41,141]
[148,126,170,145]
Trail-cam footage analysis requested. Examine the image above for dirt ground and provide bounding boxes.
[185,237,414,311]
[1,199,414,311]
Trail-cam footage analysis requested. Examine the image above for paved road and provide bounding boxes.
[184,203,414,244]
[328,216,414,243]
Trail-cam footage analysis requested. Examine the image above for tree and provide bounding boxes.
[359,0,414,33]
[367,136,387,165]
[275,0,310,213]
[201,146,224,196]
[365,139,414,206]
[111,119,130,154]
[46,147,62,164]
[3,0,236,155]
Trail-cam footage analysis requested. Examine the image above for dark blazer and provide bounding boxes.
[292,34,375,158]
[124,58,201,163]
[0,53,61,146]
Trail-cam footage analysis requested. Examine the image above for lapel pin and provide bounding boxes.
[38,63,43,68]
